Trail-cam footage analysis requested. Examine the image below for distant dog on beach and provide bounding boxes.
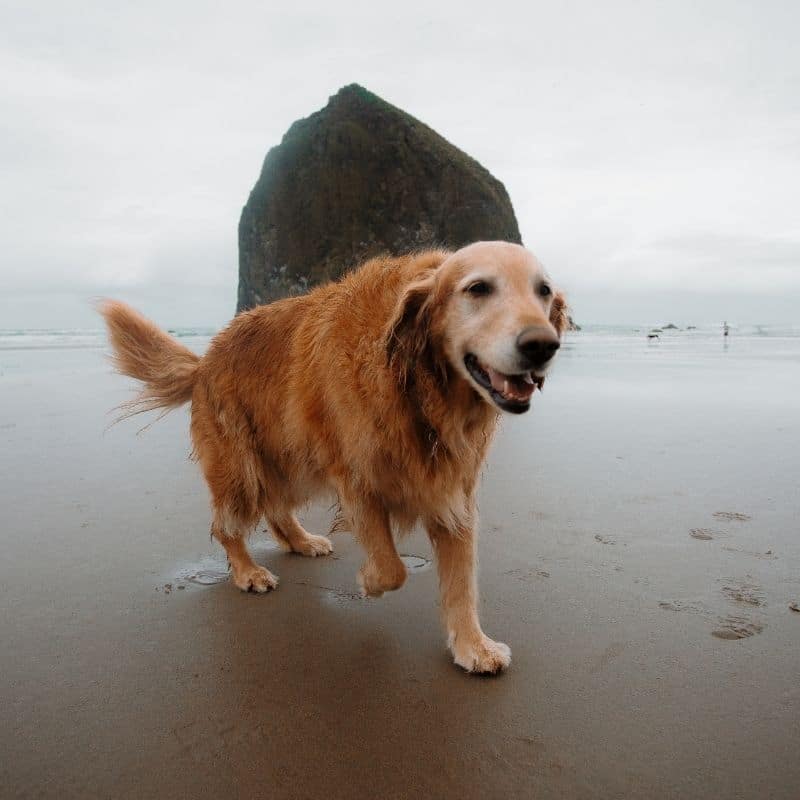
[100,241,567,674]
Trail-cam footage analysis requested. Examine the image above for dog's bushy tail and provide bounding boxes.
[98,300,200,419]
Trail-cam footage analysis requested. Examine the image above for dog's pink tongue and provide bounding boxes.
[485,365,536,401]
[485,366,508,394]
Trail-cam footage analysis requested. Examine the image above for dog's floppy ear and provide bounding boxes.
[549,290,570,337]
[385,271,437,382]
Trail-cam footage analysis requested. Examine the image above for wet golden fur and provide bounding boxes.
[101,242,567,673]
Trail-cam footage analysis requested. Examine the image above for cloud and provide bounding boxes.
[0,0,798,326]
[601,232,800,292]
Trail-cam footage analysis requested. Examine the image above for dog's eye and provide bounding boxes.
[466,281,493,297]
[538,284,552,298]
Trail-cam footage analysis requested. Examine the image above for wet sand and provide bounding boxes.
[1,334,799,799]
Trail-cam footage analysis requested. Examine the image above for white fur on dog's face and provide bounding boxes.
[437,241,562,413]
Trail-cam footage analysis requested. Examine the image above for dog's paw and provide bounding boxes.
[357,560,406,598]
[232,565,278,593]
[293,533,334,557]
[450,633,511,675]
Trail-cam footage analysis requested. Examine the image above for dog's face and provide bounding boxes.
[388,241,568,414]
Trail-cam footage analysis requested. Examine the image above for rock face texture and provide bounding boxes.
[237,84,521,311]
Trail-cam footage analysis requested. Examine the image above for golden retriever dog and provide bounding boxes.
[101,241,567,674]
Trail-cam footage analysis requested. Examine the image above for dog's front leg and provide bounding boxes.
[341,491,406,597]
[427,521,511,674]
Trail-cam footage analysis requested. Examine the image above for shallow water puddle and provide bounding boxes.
[165,539,283,590]
[399,554,432,572]
[175,557,230,587]
[161,551,430,595]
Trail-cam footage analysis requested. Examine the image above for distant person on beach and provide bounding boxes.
[723,321,730,337]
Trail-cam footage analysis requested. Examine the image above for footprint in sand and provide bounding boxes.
[713,511,751,522]
[658,599,709,615]
[594,534,616,545]
[660,596,766,641]
[709,577,766,640]
[719,577,765,607]
[711,616,764,640]
[689,528,726,541]
[505,567,551,581]
[721,545,776,560]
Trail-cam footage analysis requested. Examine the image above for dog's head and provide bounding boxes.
[387,241,568,414]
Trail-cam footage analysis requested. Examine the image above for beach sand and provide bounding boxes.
[1,331,799,798]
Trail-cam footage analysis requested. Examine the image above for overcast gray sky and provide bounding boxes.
[1,0,798,327]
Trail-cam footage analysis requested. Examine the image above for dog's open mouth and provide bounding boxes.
[464,354,543,413]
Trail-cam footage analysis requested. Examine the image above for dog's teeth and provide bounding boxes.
[523,372,535,385]
[503,379,510,396]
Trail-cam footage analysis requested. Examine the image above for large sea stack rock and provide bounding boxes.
[237,84,521,311]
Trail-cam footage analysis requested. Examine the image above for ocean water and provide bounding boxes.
[1,324,799,385]
[1,323,798,351]
[0,327,217,351]
[563,324,800,368]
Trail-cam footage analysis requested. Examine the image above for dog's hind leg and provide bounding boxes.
[191,385,277,592]
[268,512,333,557]
[212,510,278,593]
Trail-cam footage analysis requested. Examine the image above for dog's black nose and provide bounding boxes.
[516,326,560,365]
